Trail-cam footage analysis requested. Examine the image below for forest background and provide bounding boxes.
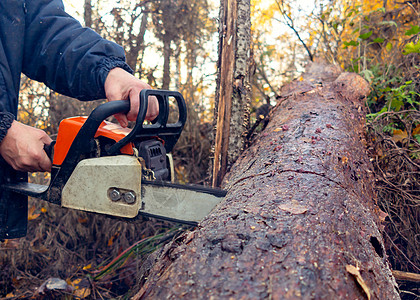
[1,0,419,298]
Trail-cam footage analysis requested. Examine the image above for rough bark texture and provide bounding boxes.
[212,0,251,187]
[135,63,400,299]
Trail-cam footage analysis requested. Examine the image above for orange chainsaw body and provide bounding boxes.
[53,117,134,166]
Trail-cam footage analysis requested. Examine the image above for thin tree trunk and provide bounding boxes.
[84,0,92,28]
[211,0,252,187]
[162,37,171,90]
[134,63,400,299]
[126,11,148,74]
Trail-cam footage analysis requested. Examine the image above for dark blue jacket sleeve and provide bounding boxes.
[22,0,132,101]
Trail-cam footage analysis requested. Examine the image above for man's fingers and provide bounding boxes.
[114,113,128,128]
[127,90,140,122]
[127,93,159,122]
[38,152,52,172]
[146,96,159,121]
[41,133,53,145]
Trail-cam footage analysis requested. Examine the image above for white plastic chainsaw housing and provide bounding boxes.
[61,156,141,218]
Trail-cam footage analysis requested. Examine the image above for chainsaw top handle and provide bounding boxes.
[106,89,187,155]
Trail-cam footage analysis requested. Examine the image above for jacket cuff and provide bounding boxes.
[0,112,15,144]
[96,56,133,99]
[99,56,133,74]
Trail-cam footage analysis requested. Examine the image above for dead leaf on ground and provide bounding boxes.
[71,278,91,299]
[392,129,408,144]
[28,205,40,221]
[346,264,371,300]
[37,277,74,294]
[412,124,420,136]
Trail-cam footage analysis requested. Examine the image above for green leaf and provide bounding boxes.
[367,106,388,119]
[403,41,420,55]
[390,98,404,112]
[343,40,359,47]
[359,31,373,40]
[386,42,393,51]
[405,25,420,36]
[373,37,385,43]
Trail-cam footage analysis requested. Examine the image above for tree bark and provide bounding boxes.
[134,63,400,299]
[211,0,252,187]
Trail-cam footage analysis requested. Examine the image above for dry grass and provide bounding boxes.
[367,110,420,276]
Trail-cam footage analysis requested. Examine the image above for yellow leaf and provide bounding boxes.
[41,207,47,213]
[83,264,92,270]
[71,278,91,298]
[274,128,282,132]
[346,265,371,300]
[74,288,91,298]
[72,278,82,285]
[6,292,16,298]
[108,232,119,246]
[392,129,408,144]
[28,205,40,221]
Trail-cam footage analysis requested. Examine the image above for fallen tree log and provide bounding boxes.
[134,63,400,299]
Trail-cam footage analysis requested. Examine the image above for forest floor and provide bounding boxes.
[1,126,418,299]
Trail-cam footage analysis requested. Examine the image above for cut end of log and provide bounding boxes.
[333,72,371,102]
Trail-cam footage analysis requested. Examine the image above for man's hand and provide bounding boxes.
[0,121,53,172]
[104,68,159,127]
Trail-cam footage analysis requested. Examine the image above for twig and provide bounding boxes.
[392,270,420,282]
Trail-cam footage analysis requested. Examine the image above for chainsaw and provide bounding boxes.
[1,90,225,226]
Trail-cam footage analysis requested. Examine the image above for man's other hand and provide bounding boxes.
[0,121,53,172]
[104,67,159,128]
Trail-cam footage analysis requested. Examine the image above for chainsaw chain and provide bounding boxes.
[133,148,156,181]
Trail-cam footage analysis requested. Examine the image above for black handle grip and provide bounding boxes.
[43,141,56,162]
[106,90,187,155]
